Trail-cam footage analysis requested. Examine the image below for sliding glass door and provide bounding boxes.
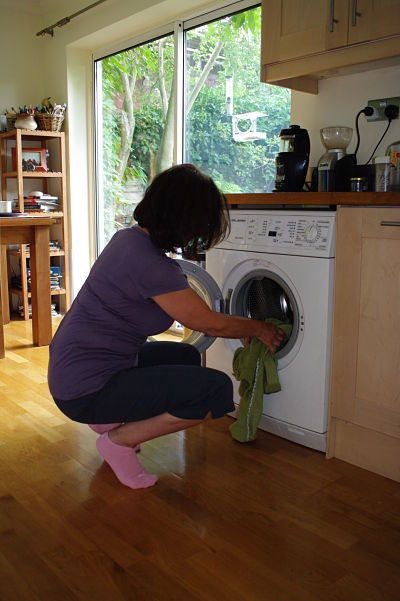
[94,2,291,252]
[185,7,290,193]
[95,33,175,250]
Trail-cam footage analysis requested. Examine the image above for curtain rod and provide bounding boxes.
[36,0,109,37]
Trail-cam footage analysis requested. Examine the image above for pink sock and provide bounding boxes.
[89,424,141,453]
[96,432,157,490]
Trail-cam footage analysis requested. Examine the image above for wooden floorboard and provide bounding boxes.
[0,318,399,601]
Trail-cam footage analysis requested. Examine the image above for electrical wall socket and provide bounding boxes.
[367,97,400,122]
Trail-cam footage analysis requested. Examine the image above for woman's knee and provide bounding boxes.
[219,371,234,401]
[206,368,233,401]
[178,343,201,365]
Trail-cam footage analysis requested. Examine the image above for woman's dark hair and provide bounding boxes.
[133,164,230,259]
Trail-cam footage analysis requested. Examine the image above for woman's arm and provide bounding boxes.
[152,287,285,354]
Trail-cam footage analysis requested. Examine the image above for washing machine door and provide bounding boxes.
[223,258,304,369]
[149,259,224,354]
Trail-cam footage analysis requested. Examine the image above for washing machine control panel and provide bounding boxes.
[224,212,336,257]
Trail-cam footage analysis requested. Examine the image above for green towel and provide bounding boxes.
[230,319,292,443]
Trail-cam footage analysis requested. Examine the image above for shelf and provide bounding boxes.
[7,249,65,258]
[17,212,63,217]
[2,171,63,178]
[0,129,63,139]
[50,288,66,296]
[1,128,69,322]
[10,288,66,298]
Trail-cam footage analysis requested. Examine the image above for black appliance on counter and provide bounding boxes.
[274,124,310,192]
[311,158,375,192]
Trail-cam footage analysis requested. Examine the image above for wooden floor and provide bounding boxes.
[0,319,400,601]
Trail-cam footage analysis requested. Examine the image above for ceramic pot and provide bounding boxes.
[15,114,37,131]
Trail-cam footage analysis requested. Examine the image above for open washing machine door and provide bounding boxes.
[223,258,304,369]
[148,259,224,354]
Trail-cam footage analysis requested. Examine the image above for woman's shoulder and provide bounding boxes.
[109,226,153,251]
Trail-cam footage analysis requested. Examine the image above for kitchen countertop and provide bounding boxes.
[225,192,400,206]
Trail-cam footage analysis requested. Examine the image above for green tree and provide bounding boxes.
[185,8,290,192]
[99,6,291,243]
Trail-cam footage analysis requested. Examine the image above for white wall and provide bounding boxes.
[0,6,45,113]
[291,64,400,168]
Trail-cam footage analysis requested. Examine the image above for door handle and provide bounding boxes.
[352,0,362,26]
[329,0,339,32]
[380,221,400,227]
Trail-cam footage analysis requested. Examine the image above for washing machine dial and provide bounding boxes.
[304,223,320,243]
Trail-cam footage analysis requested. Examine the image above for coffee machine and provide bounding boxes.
[317,126,353,192]
[274,124,310,192]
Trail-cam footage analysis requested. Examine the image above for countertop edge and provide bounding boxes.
[225,192,400,206]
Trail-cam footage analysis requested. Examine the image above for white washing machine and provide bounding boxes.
[206,209,336,452]
[152,209,336,452]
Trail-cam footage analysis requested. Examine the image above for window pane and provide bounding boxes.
[184,6,291,193]
[95,34,174,250]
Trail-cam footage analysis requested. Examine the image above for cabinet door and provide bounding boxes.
[261,0,349,65]
[347,0,400,44]
[330,207,400,439]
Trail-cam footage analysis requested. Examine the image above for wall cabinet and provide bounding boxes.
[261,0,400,93]
[327,206,400,482]
[0,129,70,320]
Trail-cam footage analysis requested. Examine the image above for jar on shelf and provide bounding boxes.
[349,176,368,192]
[386,141,400,192]
[373,156,392,192]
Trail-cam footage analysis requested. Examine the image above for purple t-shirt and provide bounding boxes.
[48,226,189,400]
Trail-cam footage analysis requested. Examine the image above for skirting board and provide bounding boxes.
[328,417,400,482]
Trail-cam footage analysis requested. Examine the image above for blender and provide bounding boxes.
[317,126,353,192]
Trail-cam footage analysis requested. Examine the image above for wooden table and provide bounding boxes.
[0,215,60,358]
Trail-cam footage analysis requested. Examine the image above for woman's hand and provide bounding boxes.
[253,321,286,354]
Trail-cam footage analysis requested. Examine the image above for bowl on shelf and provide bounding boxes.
[320,126,353,150]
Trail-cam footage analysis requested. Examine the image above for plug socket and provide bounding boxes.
[367,97,400,122]
[385,104,399,120]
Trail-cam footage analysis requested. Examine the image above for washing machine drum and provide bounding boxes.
[229,270,301,359]
[246,278,293,323]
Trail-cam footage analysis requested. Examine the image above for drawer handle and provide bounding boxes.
[380,221,400,227]
[329,0,339,31]
[352,0,362,26]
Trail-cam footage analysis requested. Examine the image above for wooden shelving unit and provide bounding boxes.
[0,128,70,320]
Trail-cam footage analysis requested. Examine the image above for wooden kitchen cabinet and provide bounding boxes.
[261,0,349,65]
[327,206,400,482]
[347,0,400,44]
[261,0,400,93]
